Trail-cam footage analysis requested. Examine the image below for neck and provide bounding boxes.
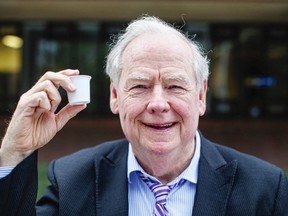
[134,143,195,184]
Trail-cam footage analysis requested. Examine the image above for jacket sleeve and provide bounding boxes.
[35,160,59,215]
[273,170,288,216]
[0,152,38,216]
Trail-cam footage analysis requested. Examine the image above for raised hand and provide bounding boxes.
[0,69,87,166]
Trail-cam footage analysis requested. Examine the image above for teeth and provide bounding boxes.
[148,123,173,129]
[161,123,173,127]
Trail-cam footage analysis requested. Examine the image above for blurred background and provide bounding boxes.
[0,0,288,175]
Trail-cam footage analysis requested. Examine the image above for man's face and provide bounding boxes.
[110,33,207,160]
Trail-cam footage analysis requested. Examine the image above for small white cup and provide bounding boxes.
[67,75,91,105]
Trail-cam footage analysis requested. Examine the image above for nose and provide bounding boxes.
[147,85,170,114]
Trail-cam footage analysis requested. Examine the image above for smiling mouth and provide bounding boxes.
[144,122,176,130]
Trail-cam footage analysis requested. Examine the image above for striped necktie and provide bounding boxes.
[137,171,186,216]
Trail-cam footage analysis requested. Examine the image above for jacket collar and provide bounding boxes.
[192,132,238,216]
[94,139,129,216]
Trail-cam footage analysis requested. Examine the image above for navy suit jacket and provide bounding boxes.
[1,133,288,215]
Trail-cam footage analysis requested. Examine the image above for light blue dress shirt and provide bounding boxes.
[127,131,201,216]
[0,166,14,178]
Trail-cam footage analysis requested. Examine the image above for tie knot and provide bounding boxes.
[137,171,185,204]
[137,171,186,216]
[151,184,171,204]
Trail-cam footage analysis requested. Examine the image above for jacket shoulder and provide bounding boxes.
[58,138,127,161]
[199,135,288,214]
[214,141,282,175]
[201,134,286,189]
[48,139,129,179]
[200,132,282,172]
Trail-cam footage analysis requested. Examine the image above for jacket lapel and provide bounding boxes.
[94,140,129,216]
[192,135,237,216]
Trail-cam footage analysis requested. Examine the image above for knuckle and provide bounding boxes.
[43,79,53,86]
[43,71,55,78]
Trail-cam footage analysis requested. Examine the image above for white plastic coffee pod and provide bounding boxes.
[67,75,91,105]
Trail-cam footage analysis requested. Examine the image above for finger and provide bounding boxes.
[37,71,76,92]
[38,69,80,83]
[25,80,62,112]
[36,70,79,92]
[57,69,80,76]
[55,104,87,131]
[17,91,52,116]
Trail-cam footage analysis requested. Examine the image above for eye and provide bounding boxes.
[131,85,147,90]
[168,85,183,89]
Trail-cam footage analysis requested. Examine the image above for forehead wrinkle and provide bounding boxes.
[124,40,190,69]
[131,52,187,69]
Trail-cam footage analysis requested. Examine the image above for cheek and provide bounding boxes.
[118,97,145,130]
[176,99,200,137]
[120,96,144,116]
[171,95,200,118]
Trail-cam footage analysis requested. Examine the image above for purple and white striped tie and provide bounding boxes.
[137,171,186,216]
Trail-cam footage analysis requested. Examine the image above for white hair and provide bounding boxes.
[105,15,209,91]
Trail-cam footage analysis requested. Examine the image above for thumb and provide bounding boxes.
[55,104,87,131]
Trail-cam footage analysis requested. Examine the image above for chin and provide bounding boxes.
[148,142,174,155]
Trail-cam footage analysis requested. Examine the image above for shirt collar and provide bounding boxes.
[127,130,201,185]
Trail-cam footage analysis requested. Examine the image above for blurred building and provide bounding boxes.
[0,0,288,118]
[1,0,288,170]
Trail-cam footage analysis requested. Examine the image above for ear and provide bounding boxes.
[110,81,119,114]
[199,80,208,116]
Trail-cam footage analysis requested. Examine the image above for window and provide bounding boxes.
[0,23,22,114]
[1,21,287,118]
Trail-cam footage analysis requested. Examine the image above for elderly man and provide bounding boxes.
[0,16,287,216]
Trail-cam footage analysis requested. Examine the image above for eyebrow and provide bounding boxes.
[124,73,151,87]
[127,73,151,81]
[124,72,192,87]
[163,74,191,85]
